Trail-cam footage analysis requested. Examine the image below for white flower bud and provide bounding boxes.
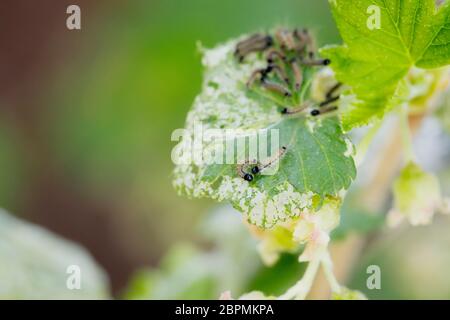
[388,162,443,227]
[293,199,341,262]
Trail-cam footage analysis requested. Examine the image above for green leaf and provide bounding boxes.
[201,117,355,227]
[0,209,109,299]
[124,206,262,299]
[245,253,306,296]
[173,36,356,228]
[124,244,220,299]
[124,206,307,299]
[322,0,450,131]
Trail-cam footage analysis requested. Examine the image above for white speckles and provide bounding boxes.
[248,192,266,224]
[192,180,213,197]
[176,162,315,227]
[173,36,319,229]
[311,67,336,102]
[264,200,277,226]
[344,138,355,157]
[216,176,235,201]
[201,41,232,68]
[306,120,316,133]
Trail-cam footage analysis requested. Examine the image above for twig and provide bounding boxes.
[308,112,427,299]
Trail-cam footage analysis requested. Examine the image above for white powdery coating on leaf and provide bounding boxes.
[201,43,230,68]
[306,119,317,133]
[173,165,197,196]
[212,177,312,227]
[344,138,354,157]
[186,39,279,133]
[173,37,315,228]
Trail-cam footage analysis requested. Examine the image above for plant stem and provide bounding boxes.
[278,253,322,300]
[355,121,382,167]
[399,104,416,163]
[278,248,344,299]
[309,112,427,299]
[321,250,341,294]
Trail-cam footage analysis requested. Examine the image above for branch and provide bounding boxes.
[308,112,427,299]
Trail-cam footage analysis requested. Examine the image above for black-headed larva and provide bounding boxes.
[310,106,338,117]
[293,28,308,53]
[246,67,270,88]
[237,161,258,182]
[266,48,286,64]
[290,58,303,91]
[261,80,292,97]
[300,58,331,67]
[281,102,312,115]
[326,82,342,99]
[255,146,288,173]
[235,34,273,62]
[319,83,342,107]
[275,29,296,51]
[270,64,290,85]
[319,95,340,107]
[237,147,287,181]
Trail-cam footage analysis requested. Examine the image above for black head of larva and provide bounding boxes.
[251,166,260,174]
[323,59,331,66]
[310,109,320,116]
[281,107,288,114]
[244,173,254,182]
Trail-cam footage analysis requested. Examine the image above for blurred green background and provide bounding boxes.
[1,0,450,299]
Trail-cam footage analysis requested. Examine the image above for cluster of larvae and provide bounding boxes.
[234,28,343,182]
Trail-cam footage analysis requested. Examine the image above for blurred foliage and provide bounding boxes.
[0,0,449,299]
[43,0,340,252]
[245,254,306,296]
[124,206,306,299]
[0,209,109,299]
[349,216,450,299]
[124,200,386,299]
[331,208,384,240]
[124,244,220,299]
[436,89,450,133]
[331,192,385,240]
[0,116,23,212]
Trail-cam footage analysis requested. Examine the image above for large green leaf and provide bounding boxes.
[322,0,450,131]
[124,206,305,299]
[0,209,109,299]
[173,36,356,228]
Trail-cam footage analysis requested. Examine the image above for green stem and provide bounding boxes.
[355,120,382,167]
[321,250,341,294]
[278,252,322,300]
[278,247,343,300]
[399,104,416,163]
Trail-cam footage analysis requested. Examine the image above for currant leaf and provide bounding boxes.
[0,209,109,299]
[173,37,356,228]
[322,0,450,131]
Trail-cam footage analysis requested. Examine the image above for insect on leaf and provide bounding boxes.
[173,35,356,228]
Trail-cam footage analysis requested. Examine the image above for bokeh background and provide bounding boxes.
[1,0,450,299]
